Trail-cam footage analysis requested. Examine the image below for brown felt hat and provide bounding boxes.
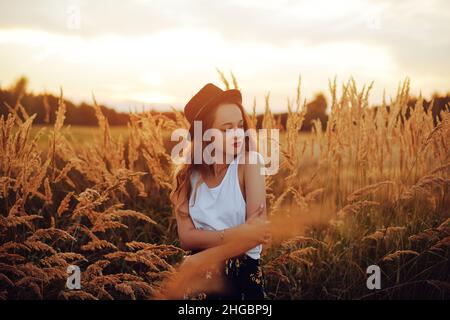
[184,83,242,124]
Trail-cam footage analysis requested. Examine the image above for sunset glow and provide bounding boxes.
[0,0,449,112]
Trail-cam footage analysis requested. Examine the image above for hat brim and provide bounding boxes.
[192,89,242,121]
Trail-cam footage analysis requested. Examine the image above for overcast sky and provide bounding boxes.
[0,0,449,113]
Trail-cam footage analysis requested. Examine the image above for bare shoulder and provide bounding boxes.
[173,177,191,218]
[241,150,264,165]
[240,150,265,177]
[240,151,266,212]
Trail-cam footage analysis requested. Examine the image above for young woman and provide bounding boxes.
[169,83,271,300]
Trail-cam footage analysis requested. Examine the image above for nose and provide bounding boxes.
[229,127,244,139]
[230,126,244,133]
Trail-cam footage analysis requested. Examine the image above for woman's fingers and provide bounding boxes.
[246,204,266,224]
[258,204,265,214]
[260,235,271,244]
[261,231,272,244]
[255,221,271,244]
[250,204,265,215]
[246,209,264,225]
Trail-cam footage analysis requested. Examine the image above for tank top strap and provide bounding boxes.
[191,151,243,196]
[229,150,243,183]
[235,149,244,165]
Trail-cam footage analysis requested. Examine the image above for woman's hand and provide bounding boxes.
[242,204,272,245]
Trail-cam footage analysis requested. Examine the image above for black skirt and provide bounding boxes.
[183,250,267,300]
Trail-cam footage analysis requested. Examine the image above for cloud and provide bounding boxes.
[0,0,448,111]
[2,0,449,69]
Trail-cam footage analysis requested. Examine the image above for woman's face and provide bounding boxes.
[211,103,245,161]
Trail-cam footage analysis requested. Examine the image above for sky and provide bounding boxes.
[0,0,449,113]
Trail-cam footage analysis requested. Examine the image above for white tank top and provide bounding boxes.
[188,150,262,259]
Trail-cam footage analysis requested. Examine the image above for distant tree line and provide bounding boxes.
[0,76,129,126]
[1,76,448,131]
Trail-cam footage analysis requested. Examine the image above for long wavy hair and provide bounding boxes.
[169,98,255,217]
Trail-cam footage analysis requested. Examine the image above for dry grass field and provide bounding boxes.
[1,78,449,299]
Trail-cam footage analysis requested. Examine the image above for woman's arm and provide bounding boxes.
[175,203,266,252]
[173,153,269,252]
[174,180,261,251]
[176,211,249,251]
[243,151,267,222]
